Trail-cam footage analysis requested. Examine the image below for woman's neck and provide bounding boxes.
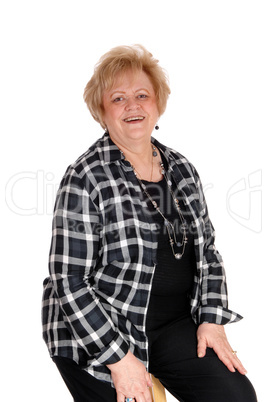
[114,139,162,182]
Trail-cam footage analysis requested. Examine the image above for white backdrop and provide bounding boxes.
[1,1,266,401]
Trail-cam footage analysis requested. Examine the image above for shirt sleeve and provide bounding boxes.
[192,167,243,325]
[48,166,129,365]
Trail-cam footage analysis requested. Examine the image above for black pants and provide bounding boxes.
[53,318,257,402]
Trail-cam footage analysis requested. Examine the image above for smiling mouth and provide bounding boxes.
[123,116,145,122]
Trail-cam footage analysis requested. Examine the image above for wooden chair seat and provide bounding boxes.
[149,374,167,402]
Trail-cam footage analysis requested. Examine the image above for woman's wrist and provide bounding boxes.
[106,350,133,372]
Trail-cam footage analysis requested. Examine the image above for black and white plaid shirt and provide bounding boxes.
[42,132,242,384]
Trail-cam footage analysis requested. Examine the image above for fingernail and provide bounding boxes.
[198,353,203,358]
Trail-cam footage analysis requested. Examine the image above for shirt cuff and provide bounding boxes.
[197,305,243,325]
[93,332,129,366]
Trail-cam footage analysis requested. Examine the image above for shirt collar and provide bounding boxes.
[101,132,124,164]
[101,132,173,165]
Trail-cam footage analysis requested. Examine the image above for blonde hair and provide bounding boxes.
[83,45,171,129]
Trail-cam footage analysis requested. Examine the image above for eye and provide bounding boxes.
[112,96,124,103]
[137,94,148,99]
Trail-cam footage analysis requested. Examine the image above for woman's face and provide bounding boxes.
[102,70,159,149]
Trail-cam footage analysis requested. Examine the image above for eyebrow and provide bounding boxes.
[109,88,150,98]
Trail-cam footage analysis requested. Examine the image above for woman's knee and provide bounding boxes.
[225,372,257,402]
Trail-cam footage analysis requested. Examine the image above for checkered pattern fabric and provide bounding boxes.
[42,132,242,385]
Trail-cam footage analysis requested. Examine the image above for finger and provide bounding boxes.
[197,337,207,358]
[116,391,127,402]
[144,386,153,402]
[212,342,236,373]
[135,385,152,402]
[232,352,247,375]
[215,346,247,375]
[223,348,247,375]
[146,372,153,388]
[219,352,236,372]
[135,391,152,402]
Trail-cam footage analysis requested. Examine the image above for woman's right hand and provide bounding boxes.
[107,350,153,402]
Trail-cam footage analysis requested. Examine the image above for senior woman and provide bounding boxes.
[42,45,257,402]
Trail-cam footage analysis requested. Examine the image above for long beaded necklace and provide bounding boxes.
[132,145,188,260]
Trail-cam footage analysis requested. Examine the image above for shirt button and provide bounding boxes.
[123,160,131,167]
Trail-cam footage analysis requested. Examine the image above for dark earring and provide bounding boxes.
[155,124,159,130]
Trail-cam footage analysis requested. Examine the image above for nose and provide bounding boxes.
[125,96,140,110]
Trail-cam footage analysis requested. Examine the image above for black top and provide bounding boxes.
[144,161,196,333]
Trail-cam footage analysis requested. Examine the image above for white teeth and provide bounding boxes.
[124,117,144,122]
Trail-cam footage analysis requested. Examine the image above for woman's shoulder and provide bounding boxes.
[152,137,198,179]
[72,134,106,166]
[59,132,123,193]
[53,134,106,190]
[64,133,113,176]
